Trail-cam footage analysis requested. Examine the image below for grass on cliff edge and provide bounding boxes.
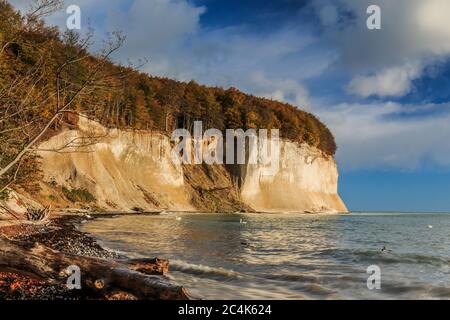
[62,187,96,203]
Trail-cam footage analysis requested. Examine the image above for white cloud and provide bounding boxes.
[156,25,333,84]
[249,71,310,109]
[106,0,205,62]
[316,101,450,170]
[315,0,450,98]
[347,63,421,98]
[415,0,450,55]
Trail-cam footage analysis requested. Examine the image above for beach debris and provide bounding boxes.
[105,291,138,300]
[239,218,247,225]
[127,257,169,275]
[176,216,182,221]
[94,279,105,290]
[428,225,433,229]
[0,237,192,300]
[25,206,51,222]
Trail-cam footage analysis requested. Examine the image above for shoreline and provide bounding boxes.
[0,213,187,300]
[0,209,346,300]
[0,215,119,300]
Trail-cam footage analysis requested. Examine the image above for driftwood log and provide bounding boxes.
[0,237,191,300]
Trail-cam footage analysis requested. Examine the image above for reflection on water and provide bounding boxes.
[81,212,450,299]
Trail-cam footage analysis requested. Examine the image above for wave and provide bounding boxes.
[314,248,450,266]
[170,260,244,280]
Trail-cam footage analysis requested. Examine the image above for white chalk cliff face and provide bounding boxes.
[36,117,347,213]
[38,117,194,211]
[239,141,348,213]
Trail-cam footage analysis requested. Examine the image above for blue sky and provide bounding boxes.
[10,0,450,212]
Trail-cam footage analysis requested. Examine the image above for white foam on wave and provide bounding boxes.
[170,259,244,279]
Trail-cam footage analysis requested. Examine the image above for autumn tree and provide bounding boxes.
[0,0,337,198]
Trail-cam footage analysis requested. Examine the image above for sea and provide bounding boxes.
[81,212,450,300]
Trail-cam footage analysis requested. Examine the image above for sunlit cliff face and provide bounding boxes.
[38,117,193,211]
[240,141,347,213]
[37,116,346,213]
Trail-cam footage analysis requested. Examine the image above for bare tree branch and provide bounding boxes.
[0,32,125,180]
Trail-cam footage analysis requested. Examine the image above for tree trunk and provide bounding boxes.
[0,237,191,300]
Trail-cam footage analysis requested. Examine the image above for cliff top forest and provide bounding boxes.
[0,0,336,195]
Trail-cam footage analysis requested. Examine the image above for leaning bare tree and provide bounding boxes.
[0,0,127,194]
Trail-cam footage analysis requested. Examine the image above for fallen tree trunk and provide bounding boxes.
[0,237,191,300]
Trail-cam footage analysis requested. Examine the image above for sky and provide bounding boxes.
[9,0,450,212]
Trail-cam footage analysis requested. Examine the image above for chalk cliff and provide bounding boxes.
[37,117,193,212]
[239,141,347,213]
[33,117,347,213]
